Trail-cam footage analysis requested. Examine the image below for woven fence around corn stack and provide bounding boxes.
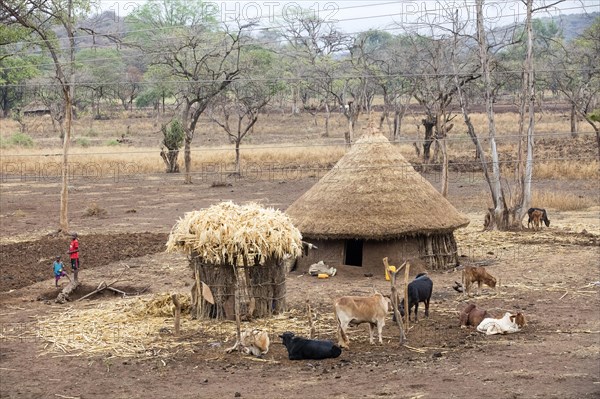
[33,293,338,359]
[166,201,303,266]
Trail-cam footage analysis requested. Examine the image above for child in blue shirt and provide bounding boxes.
[53,256,69,287]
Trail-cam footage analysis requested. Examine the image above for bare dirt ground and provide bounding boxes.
[1,169,599,398]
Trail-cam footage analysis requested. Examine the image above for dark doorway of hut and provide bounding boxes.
[344,239,364,266]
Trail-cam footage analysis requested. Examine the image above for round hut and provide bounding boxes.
[166,202,303,320]
[285,130,470,273]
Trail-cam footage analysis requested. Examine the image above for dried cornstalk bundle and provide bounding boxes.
[166,201,303,266]
[130,292,192,317]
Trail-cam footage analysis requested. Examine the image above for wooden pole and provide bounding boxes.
[234,262,242,354]
[306,299,315,338]
[384,258,406,344]
[404,261,411,329]
[172,293,181,336]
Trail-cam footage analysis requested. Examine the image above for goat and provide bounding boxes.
[334,293,391,349]
[462,266,497,296]
[279,332,342,360]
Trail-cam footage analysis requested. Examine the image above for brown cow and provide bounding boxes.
[462,266,497,296]
[334,293,391,349]
[459,303,492,327]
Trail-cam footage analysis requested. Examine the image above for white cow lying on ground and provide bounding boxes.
[477,312,526,335]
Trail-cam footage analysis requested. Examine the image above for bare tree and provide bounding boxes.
[462,0,565,230]
[359,31,416,141]
[280,13,350,138]
[548,18,600,151]
[2,0,79,231]
[127,1,252,183]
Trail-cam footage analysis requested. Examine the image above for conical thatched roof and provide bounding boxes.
[166,202,303,265]
[285,130,470,240]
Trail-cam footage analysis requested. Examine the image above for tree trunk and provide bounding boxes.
[513,0,535,227]
[324,103,330,137]
[184,135,192,184]
[422,118,435,162]
[393,110,401,141]
[345,116,353,146]
[235,140,241,176]
[570,103,578,138]
[476,0,507,229]
[160,149,180,173]
[440,137,448,197]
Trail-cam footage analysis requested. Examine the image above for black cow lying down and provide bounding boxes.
[279,332,342,360]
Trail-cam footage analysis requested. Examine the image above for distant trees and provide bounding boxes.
[0,24,40,117]
[280,13,350,139]
[548,17,600,148]
[209,46,285,176]
[126,0,249,183]
[75,48,124,117]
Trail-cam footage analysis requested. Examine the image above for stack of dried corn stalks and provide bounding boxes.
[166,201,303,266]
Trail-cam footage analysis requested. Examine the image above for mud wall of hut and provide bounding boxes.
[295,234,459,274]
[294,239,343,272]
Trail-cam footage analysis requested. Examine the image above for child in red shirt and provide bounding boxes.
[68,233,80,281]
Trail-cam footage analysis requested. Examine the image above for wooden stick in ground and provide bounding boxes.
[404,261,411,329]
[306,299,315,338]
[234,263,242,355]
[75,282,106,302]
[385,259,406,344]
[172,294,181,336]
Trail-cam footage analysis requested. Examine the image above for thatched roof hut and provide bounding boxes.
[285,129,469,272]
[167,202,303,320]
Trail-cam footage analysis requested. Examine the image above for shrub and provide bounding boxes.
[8,132,35,148]
[105,139,120,146]
[83,202,107,217]
[77,137,91,147]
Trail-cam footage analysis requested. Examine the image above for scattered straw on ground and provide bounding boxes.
[30,293,335,359]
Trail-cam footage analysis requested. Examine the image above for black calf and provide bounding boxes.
[397,273,433,322]
[279,332,342,360]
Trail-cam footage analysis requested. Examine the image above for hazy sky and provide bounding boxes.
[97,0,599,34]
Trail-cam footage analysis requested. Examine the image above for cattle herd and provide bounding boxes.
[226,209,550,360]
[234,264,526,361]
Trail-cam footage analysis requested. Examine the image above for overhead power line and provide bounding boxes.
[2,2,591,63]
[1,67,594,87]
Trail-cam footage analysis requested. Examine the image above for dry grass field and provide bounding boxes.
[1,109,599,398]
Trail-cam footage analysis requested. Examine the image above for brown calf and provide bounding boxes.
[462,265,497,296]
[530,210,543,231]
[459,303,492,327]
[510,312,527,328]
